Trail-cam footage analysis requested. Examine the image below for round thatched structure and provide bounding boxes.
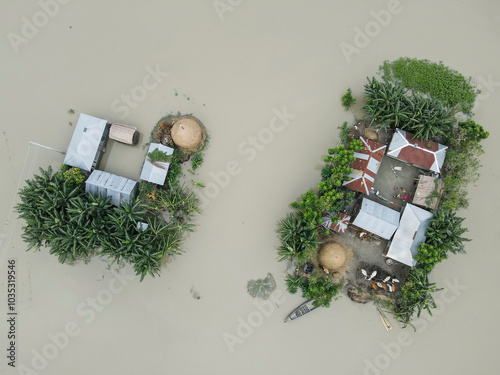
[364,128,379,142]
[171,116,206,152]
[318,242,348,270]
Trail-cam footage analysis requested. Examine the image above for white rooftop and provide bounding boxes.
[140,143,174,185]
[386,203,433,266]
[352,198,400,240]
[64,114,108,171]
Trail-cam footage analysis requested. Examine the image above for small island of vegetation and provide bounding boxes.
[279,57,488,329]
[17,113,209,281]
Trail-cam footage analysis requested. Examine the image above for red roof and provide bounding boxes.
[387,129,448,173]
[343,137,386,194]
[322,212,351,234]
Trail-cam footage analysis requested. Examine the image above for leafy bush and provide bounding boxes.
[415,243,447,273]
[440,122,487,211]
[338,121,349,144]
[62,167,86,186]
[392,268,441,329]
[380,57,479,114]
[191,152,204,172]
[166,148,184,185]
[148,148,170,163]
[415,210,470,272]
[341,89,356,110]
[299,273,343,308]
[285,274,303,294]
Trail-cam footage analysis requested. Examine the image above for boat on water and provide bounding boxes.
[283,299,318,323]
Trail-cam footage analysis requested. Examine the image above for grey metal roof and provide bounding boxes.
[85,170,137,206]
[64,114,108,171]
[140,143,174,185]
[386,203,433,266]
[352,198,400,240]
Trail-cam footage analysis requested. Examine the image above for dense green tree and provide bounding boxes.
[299,273,343,308]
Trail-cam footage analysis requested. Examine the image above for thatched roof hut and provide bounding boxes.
[171,116,206,152]
[318,243,347,270]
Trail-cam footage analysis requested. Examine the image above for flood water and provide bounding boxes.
[1,1,499,374]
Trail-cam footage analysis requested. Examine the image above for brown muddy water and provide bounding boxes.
[1,1,499,374]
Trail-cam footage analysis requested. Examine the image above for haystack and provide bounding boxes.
[364,128,379,142]
[318,242,347,270]
[171,115,206,152]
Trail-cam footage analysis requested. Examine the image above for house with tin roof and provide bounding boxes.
[385,203,433,266]
[351,197,400,240]
[386,129,448,174]
[343,137,387,194]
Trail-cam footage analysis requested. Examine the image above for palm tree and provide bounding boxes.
[277,213,320,262]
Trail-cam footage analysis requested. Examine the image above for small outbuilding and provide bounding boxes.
[386,128,448,174]
[85,170,137,206]
[109,123,139,145]
[343,137,386,194]
[385,203,433,267]
[140,143,174,185]
[351,197,400,240]
[322,212,351,234]
[171,115,206,152]
[64,114,110,171]
[413,175,444,211]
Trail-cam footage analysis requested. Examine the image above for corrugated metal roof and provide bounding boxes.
[352,197,400,240]
[85,170,137,206]
[140,143,174,185]
[386,203,433,266]
[343,137,386,194]
[64,114,108,171]
[387,129,448,174]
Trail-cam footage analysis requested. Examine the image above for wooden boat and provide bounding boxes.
[375,303,392,331]
[283,299,318,323]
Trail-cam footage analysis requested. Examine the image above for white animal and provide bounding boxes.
[392,278,400,283]
[368,271,377,281]
[376,282,383,288]
[388,284,393,292]
[383,276,391,282]
[361,269,368,279]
